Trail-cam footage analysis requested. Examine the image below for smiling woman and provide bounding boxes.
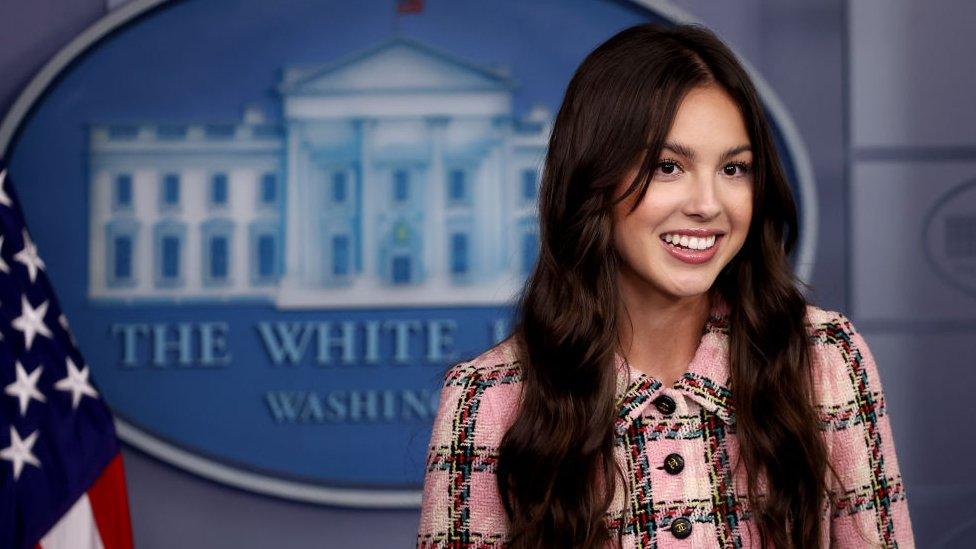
[417,22,915,549]
[613,84,756,390]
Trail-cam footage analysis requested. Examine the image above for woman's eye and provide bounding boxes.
[655,160,750,178]
[724,162,751,177]
[656,160,680,175]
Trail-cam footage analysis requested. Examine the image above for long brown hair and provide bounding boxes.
[496,23,836,548]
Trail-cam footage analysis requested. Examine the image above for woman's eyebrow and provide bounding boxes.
[661,141,752,163]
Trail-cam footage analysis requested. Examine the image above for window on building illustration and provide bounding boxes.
[162,173,180,207]
[209,235,229,280]
[152,221,185,287]
[161,235,180,279]
[448,169,467,204]
[114,174,132,209]
[114,235,132,280]
[107,220,140,287]
[393,169,409,202]
[261,173,277,205]
[332,234,349,276]
[521,231,538,275]
[258,234,276,278]
[332,171,347,203]
[451,233,468,275]
[521,169,537,202]
[392,255,411,283]
[211,173,228,206]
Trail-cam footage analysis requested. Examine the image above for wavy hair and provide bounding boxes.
[495,23,838,548]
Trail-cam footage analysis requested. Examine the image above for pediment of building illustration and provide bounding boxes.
[280,36,517,95]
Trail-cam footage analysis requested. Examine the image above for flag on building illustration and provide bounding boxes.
[0,164,133,549]
[396,0,424,14]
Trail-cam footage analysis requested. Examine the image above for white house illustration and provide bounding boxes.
[87,36,551,308]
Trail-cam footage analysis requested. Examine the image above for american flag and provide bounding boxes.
[0,165,133,549]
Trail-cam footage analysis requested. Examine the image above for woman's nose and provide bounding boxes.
[681,176,722,219]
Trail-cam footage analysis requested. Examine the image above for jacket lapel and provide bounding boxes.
[613,293,734,434]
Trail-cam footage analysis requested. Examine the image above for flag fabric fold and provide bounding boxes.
[0,164,134,549]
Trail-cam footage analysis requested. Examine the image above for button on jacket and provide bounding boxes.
[416,297,915,548]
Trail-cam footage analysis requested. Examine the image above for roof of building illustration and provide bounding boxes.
[278,35,519,95]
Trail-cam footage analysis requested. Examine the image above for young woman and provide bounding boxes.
[416,23,914,548]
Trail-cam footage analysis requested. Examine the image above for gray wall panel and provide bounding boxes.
[852,162,976,321]
[850,2,976,545]
[851,0,976,147]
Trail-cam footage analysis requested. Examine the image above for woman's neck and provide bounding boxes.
[615,281,712,388]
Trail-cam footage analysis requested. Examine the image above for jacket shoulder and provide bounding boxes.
[436,337,524,446]
[443,336,524,388]
[802,311,915,544]
[803,303,848,330]
[803,305,894,439]
[803,305,866,396]
[417,339,522,546]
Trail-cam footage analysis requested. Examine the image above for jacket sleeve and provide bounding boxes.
[416,360,511,548]
[818,313,915,548]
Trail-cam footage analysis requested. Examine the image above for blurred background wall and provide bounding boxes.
[0,0,972,547]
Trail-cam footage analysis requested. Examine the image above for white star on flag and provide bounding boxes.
[0,235,9,274]
[55,357,99,410]
[0,426,41,480]
[11,294,53,351]
[4,361,45,416]
[14,228,45,283]
[0,169,11,207]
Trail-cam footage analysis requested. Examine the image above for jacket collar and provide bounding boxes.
[612,292,734,435]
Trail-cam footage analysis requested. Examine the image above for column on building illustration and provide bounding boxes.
[283,121,305,289]
[427,116,448,286]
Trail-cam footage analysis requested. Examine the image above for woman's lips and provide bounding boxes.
[660,234,722,265]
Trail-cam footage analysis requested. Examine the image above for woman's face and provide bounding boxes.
[612,84,754,302]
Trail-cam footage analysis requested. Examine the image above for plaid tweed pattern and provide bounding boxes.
[416,297,915,548]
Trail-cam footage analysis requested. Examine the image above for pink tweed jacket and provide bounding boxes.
[416,297,915,548]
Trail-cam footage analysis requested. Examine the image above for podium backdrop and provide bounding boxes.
[2,0,973,547]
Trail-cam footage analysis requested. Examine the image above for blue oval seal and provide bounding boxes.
[0,0,815,507]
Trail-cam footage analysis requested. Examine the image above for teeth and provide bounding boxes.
[662,233,718,250]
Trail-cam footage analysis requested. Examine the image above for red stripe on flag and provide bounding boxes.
[86,453,134,549]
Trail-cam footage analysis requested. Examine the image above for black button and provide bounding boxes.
[653,394,676,415]
[670,517,692,539]
[663,453,684,475]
